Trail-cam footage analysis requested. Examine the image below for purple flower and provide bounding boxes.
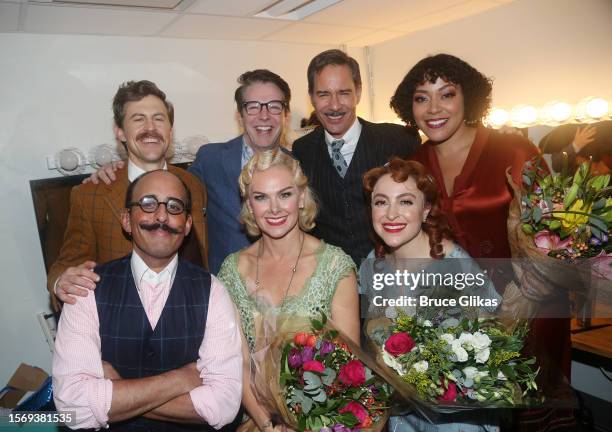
[332,424,351,432]
[319,340,335,356]
[301,346,314,363]
[590,236,602,246]
[288,348,303,369]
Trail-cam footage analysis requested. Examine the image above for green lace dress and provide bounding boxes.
[218,241,356,352]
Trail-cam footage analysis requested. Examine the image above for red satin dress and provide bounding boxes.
[412,127,573,430]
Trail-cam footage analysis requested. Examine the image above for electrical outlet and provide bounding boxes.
[46,155,57,170]
[37,312,56,352]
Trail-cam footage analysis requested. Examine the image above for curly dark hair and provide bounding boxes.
[390,54,492,127]
[363,158,453,259]
[113,80,174,129]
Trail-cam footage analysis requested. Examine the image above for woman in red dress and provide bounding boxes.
[390,54,573,431]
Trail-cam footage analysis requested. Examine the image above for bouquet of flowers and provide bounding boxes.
[507,158,611,302]
[251,315,391,432]
[370,311,539,410]
[520,159,611,262]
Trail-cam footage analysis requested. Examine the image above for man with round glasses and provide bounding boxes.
[189,69,291,274]
[53,169,242,430]
[48,80,208,310]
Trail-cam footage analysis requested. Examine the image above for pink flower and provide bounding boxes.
[302,360,325,373]
[437,381,457,402]
[384,332,415,356]
[338,401,368,424]
[534,230,572,253]
[338,360,366,387]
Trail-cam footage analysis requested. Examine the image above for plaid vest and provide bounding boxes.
[95,255,213,431]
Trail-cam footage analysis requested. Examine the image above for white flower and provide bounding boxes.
[474,347,490,364]
[412,360,429,373]
[471,332,492,350]
[450,339,469,362]
[458,332,475,350]
[462,366,479,380]
[422,320,433,327]
[497,371,508,381]
[382,349,406,375]
[440,333,455,345]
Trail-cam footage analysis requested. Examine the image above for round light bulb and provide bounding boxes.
[550,102,572,123]
[59,150,79,171]
[93,146,113,166]
[585,98,609,119]
[487,108,509,128]
[511,105,538,127]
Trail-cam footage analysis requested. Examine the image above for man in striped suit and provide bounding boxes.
[48,80,208,310]
[293,50,421,264]
[53,169,242,430]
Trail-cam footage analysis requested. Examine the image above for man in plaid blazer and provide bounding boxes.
[47,80,208,311]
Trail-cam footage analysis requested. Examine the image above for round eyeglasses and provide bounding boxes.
[242,100,286,116]
[127,195,188,215]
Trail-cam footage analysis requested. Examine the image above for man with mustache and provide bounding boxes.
[90,70,291,275]
[53,169,242,430]
[48,80,208,310]
[292,49,421,264]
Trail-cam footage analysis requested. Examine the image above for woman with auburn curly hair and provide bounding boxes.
[360,158,501,431]
[390,53,572,431]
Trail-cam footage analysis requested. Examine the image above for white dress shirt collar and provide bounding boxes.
[128,159,168,183]
[324,118,362,165]
[130,250,179,291]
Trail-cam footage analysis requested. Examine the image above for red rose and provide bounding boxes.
[384,332,415,356]
[338,359,366,387]
[302,360,325,373]
[339,401,368,424]
[437,381,458,402]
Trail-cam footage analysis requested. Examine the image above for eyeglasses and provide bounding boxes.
[127,195,188,215]
[242,100,286,116]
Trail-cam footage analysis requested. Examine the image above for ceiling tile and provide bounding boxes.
[304,0,467,29]
[345,29,406,47]
[0,2,20,32]
[161,14,290,39]
[24,4,178,35]
[186,0,276,17]
[389,0,502,33]
[263,22,372,45]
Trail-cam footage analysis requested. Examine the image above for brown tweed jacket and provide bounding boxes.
[47,165,208,311]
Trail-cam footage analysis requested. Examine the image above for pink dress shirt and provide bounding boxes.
[52,251,242,430]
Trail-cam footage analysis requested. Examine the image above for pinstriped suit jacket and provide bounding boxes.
[47,165,208,311]
[293,118,420,264]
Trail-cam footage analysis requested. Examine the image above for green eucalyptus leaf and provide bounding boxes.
[532,206,543,223]
[592,198,607,211]
[523,174,532,187]
[321,368,337,386]
[303,371,322,388]
[549,220,562,231]
[312,389,327,403]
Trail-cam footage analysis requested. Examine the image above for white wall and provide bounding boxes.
[0,33,356,384]
[368,0,612,122]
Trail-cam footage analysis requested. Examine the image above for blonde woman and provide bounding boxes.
[218,148,359,431]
